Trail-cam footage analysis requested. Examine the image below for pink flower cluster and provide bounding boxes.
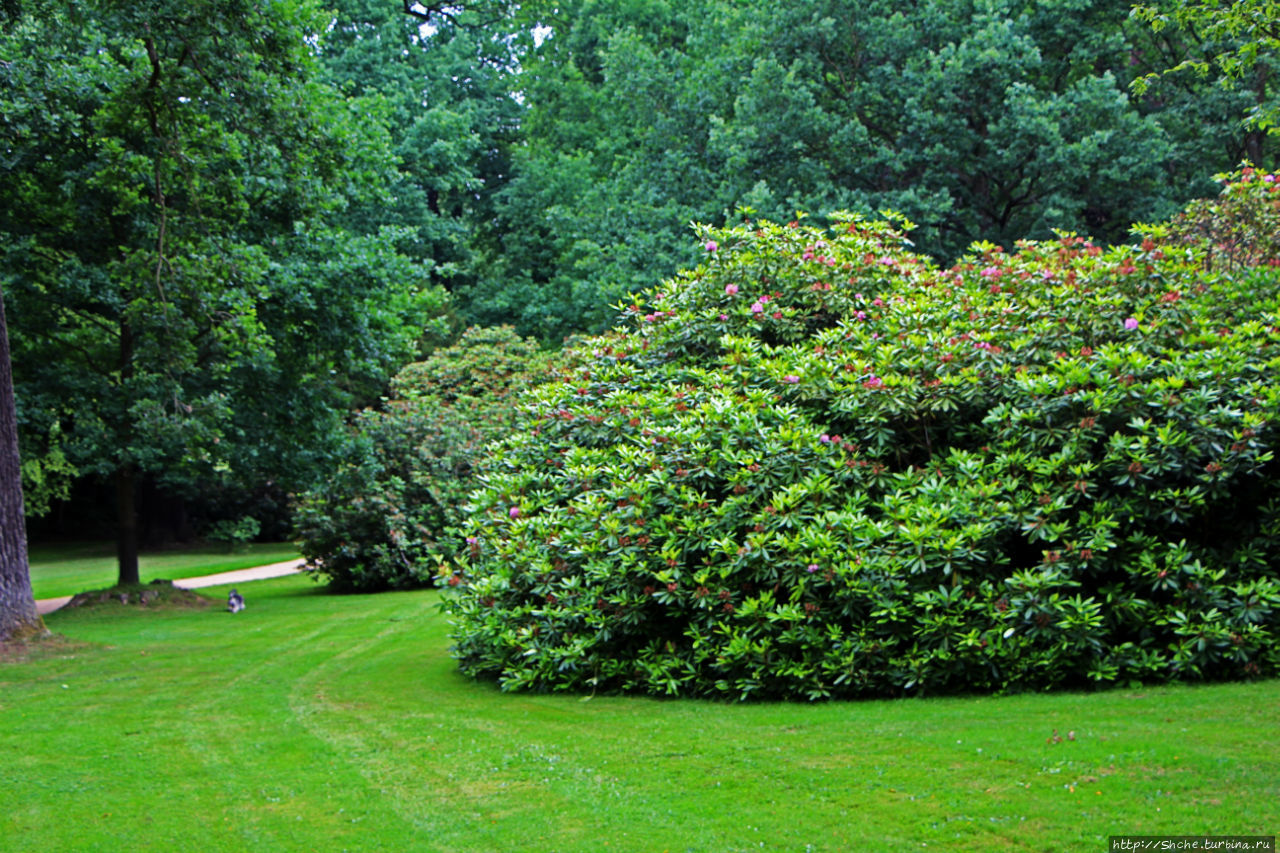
[802,242,837,265]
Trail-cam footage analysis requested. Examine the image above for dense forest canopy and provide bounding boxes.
[0,0,1276,577]
[463,0,1277,340]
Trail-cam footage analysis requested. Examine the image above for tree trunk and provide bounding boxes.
[116,318,139,586]
[0,283,45,642]
[116,464,140,586]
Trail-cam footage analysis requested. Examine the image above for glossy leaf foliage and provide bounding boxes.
[1154,164,1280,271]
[446,170,1280,700]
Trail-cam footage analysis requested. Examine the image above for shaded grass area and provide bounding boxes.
[26,541,301,599]
[2,574,1276,852]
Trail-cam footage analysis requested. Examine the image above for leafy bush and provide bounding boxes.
[390,325,546,402]
[1156,165,1280,272]
[445,172,1280,700]
[206,516,260,552]
[294,326,548,592]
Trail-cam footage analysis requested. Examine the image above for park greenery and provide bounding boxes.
[2,0,1280,700]
[24,540,299,600]
[3,572,1278,850]
[1132,0,1280,133]
[295,325,551,591]
[472,0,1279,340]
[0,0,448,584]
[443,168,1280,699]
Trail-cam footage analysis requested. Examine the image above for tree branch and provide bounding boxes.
[401,1,509,31]
[402,1,462,25]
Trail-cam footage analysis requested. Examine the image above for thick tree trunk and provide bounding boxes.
[116,464,140,586]
[0,283,45,642]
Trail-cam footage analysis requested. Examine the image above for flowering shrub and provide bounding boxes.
[294,326,548,591]
[1156,165,1280,272]
[445,174,1280,699]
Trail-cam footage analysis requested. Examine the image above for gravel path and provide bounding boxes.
[34,559,306,615]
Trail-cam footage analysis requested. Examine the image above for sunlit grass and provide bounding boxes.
[26,540,301,599]
[3,573,1275,851]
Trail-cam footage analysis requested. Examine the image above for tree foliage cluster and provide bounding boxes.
[443,169,1280,699]
[1133,0,1280,134]
[0,0,459,576]
[464,0,1278,341]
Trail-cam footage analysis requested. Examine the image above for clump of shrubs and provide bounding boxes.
[445,168,1280,699]
[206,515,260,552]
[294,326,548,591]
[1158,165,1280,272]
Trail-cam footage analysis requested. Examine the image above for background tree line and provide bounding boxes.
[0,0,1275,590]
[469,0,1277,339]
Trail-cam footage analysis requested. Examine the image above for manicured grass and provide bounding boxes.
[2,574,1276,852]
[26,541,301,599]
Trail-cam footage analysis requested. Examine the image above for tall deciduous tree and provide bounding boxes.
[0,0,446,582]
[1133,0,1280,142]
[0,283,42,642]
[319,0,525,306]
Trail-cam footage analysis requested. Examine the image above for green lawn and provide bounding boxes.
[26,541,301,599]
[2,574,1275,852]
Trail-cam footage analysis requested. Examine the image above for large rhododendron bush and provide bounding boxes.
[444,170,1280,699]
